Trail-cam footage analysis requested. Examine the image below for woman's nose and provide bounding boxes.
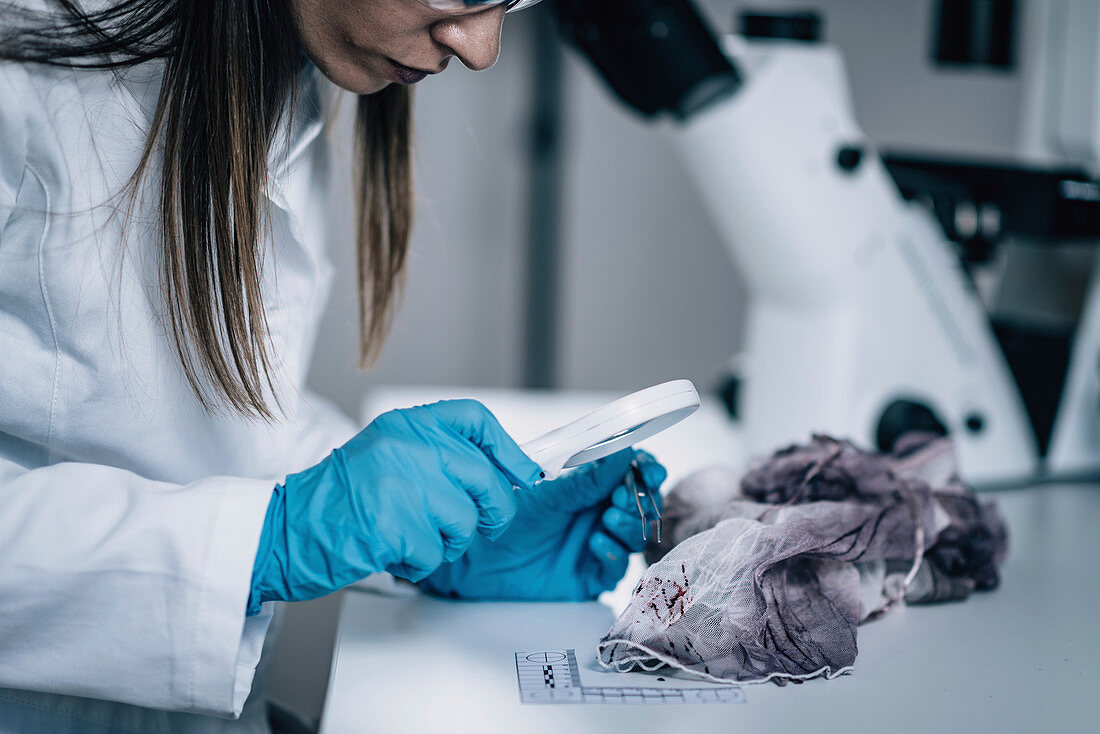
[431,6,506,71]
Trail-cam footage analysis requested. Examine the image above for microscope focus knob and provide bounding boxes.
[876,399,949,453]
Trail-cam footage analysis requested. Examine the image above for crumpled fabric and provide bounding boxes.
[597,434,1008,685]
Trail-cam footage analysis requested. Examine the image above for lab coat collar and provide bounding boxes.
[271,63,327,184]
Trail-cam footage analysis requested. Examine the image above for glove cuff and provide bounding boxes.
[246,483,285,616]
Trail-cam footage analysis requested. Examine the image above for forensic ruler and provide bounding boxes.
[514,649,746,705]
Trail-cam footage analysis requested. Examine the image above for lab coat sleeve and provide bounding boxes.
[0,458,277,718]
[289,390,360,469]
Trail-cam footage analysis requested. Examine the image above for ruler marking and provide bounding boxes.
[515,649,745,705]
[565,649,583,688]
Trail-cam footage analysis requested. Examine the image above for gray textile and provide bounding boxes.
[597,435,1008,685]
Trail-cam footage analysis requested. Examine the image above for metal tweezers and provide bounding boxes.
[624,459,662,544]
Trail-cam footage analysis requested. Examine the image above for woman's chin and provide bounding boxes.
[311,56,390,95]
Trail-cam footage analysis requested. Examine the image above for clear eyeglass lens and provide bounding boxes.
[504,0,544,11]
[419,0,544,14]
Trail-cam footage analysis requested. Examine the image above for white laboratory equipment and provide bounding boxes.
[554,0,1100,486]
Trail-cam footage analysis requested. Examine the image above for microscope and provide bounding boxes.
[551,0,1100,486]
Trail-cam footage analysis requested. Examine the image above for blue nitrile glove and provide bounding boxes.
[418,449,667,601]
[246,400,543,615]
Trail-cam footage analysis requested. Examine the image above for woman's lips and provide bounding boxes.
[389,60,431,85]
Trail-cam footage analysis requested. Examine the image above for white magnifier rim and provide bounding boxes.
[520,380,701,481]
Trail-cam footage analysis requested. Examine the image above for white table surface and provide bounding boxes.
[319,386,1100,734]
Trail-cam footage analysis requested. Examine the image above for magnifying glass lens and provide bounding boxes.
[521,380,701,480]
[577,423,649,453]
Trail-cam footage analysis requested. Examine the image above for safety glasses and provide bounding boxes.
[417,0,545,14]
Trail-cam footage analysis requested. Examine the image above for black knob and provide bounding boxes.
[837,145,864,173]
[876,399,949,453]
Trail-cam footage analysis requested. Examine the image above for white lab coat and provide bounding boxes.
[0,47,358,733]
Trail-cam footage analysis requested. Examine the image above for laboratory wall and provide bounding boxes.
[286,0,1030,725]
[555,50,746,391]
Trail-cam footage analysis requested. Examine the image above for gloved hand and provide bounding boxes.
[418,449,667,601]
[247,400,543,615]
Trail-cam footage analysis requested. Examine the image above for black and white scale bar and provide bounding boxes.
[514,649,745,705]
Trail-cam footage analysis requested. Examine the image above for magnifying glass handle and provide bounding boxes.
[520,430,573,481]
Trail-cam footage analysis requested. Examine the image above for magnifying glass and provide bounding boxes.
[520,379,701,481]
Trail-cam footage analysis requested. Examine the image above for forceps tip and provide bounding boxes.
[628,459,662,545]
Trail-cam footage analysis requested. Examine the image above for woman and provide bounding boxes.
[0,1,666,731]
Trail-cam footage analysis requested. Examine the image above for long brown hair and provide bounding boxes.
[1,0,412,419]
